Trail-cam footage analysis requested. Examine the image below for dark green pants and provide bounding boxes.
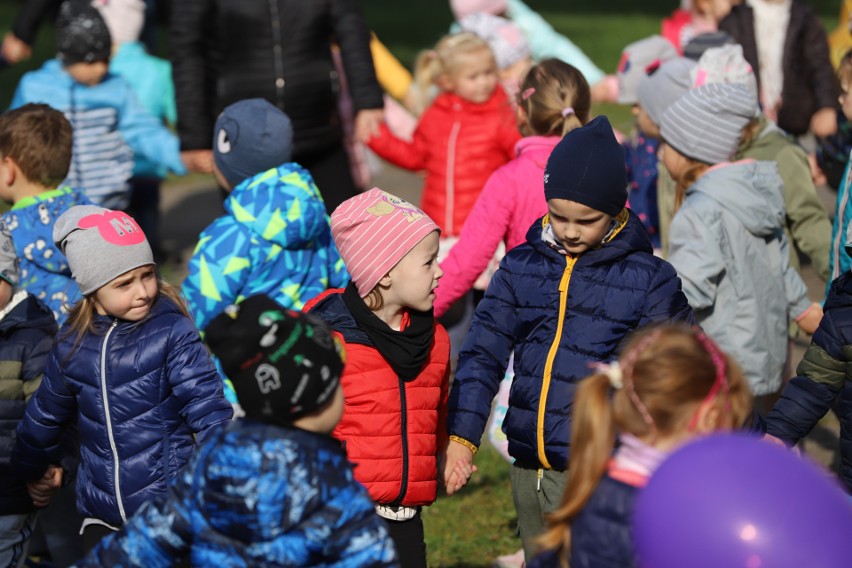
[509,463,569,560]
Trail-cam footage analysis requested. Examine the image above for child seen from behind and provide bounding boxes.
[529,324,752,567]
[0,103,91,323]
[661,83,821,412]
[13,205,232,551]
[444,117,695,561]
[435,58,590,316]
[306,188,456,568]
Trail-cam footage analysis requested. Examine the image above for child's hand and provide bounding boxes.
[355,109,384,143]
[443,440,477,495]
[796,302,824,335]
[810,107,838,138]
[180,150,214,174]
[27,465,63,508]
[1,32,32,63]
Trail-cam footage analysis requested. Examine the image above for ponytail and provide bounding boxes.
[538,372,616,561]
[518,59,590,138]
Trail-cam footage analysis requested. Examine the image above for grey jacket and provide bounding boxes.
[669,161,810,395]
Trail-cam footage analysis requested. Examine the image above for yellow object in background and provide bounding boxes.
[829,0,852,68]
[371,34,413,102]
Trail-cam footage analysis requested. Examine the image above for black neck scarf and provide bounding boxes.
[342,283,434,381]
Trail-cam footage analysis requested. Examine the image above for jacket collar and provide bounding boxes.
[431,87,512,114]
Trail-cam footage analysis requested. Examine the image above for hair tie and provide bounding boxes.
[521,87,536,100]
[687,331,732,431]
[619,328,666,439]
[561,107,575,118]
[592,361,623,389]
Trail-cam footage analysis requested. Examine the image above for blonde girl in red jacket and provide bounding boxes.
[305,188,470,568]
[368,32,521,240]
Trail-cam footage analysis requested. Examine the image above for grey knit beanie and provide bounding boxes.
[661,83,759,165]
[636,57,696,127]
[53,205,154,295]
[458,13,530,70]
[0,227,18,287]
[616,35,678,104]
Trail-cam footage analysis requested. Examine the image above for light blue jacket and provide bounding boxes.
[669,161,811,395]
[451,0,605,84]
[109,42,177,179]
[10,59,185,209]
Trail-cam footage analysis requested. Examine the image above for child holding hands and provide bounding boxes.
[444,117,694,560]
[661,83,822,411]
[306,189,460,567]
[368,32,520,239]
[13,206,232,550]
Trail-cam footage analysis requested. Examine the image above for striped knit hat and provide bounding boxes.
[636,57,696,127]
[331,188,440,297]
[661,83,759,165]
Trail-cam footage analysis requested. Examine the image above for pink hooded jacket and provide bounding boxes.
[434,135,559,316]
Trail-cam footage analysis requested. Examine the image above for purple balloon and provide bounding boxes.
[633,434,852,568]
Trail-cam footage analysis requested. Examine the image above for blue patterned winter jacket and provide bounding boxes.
[13,296,233,527]
[448,210,694,471]
[74,421,398,567]
[183,162,349,335]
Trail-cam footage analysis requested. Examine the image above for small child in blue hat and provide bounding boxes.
[182,98,349,403]
[443,115,695,560]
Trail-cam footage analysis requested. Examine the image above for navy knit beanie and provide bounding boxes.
[56,1,112,65]
[543,115,627,217]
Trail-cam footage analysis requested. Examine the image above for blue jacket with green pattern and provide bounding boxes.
[183,162,349,335]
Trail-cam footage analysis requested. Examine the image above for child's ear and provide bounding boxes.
[694,402,724,434]
[437,73,454,93]
[378,273,392,288]
[0,156,17,189]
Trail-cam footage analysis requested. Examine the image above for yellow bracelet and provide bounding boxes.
[449,435,478,455]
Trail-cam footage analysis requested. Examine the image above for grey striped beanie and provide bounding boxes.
[636,57,696,127]
[660,83,759,165]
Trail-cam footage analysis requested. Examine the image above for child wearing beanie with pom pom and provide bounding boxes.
[304,188,454,567]
[661,82,822,413]
[444,115,694,561]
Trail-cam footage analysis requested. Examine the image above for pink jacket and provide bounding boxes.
[434,136,559,317]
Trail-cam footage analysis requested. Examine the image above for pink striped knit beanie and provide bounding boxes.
[331,188,440,297]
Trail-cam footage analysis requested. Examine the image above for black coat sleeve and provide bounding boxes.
[330,0,384,113]
[11,0,61,45]
[169,0,217,151]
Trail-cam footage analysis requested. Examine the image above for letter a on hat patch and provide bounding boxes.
[78,211,146,246]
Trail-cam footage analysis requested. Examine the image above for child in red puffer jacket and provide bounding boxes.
[368,31,521,239]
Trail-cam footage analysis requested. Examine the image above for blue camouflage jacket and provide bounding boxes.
[74,421,399,567]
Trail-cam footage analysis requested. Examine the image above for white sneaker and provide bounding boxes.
[493,548,525,568]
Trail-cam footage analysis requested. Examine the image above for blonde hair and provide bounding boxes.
[410,32,494,115]
[838,47,852,89]
[538,324,752,564]
[63,276,189,353]
[517,59,590,137]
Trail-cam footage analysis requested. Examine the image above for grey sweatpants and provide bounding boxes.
[509,463,569,560]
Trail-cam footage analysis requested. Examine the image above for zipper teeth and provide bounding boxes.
[100,321,126,523]
[391,377,409,506]
[445,121,461,235]
[537,257,574,469]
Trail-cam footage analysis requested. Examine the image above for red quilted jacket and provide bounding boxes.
[368,88,520,236]
[304,290,451,506]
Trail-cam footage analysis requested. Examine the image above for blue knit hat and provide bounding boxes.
[543,115,627,217]
[213,98,294,188]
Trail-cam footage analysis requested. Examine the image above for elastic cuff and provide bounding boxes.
[449,435,478,455]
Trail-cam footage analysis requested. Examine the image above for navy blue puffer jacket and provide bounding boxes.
[448,211,694,471]
[14,296,233,526]
[764,271,852,492]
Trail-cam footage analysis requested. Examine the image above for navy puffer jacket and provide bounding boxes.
[448,211,694,471]
[764,271,852,492]
[14,296,233,526]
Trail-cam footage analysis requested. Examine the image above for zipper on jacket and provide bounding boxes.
[100,321,127,523]
[537,256,575,470]
[267,0,286,108]
[445,121,461,236]
[390,376,410,506]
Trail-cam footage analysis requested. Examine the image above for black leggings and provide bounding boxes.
[384,513,427,568]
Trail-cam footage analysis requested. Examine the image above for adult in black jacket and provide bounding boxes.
[170,0,384,212]
[719,0,839,138]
